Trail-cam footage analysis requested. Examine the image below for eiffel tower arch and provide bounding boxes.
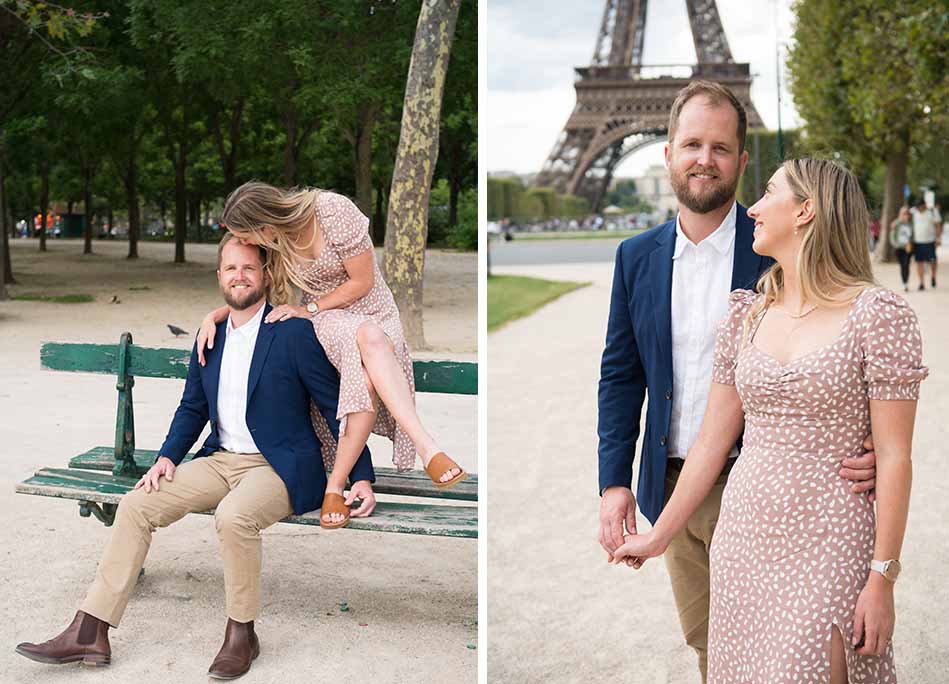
[534,0,764,213]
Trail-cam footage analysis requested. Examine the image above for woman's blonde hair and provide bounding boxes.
[747,157,877,329]
[220,181,323,305]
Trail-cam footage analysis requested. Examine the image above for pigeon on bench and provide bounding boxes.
[167,325,189,337]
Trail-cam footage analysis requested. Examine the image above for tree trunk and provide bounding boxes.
[874,135,909,263]
[382,0,461,349]
[126,147,139,259]
[354,103,378,223]
[174,148,187,263]
[372,183,386,244]
[82,164,93,254]
[39,158,49,252]
[0,145,11,292]
[211,98,244,191]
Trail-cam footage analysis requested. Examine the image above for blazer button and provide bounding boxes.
[665,390,672,400]
[660,436,667,446]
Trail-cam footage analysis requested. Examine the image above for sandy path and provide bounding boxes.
[487,254,949,683]
[1,238,477,683]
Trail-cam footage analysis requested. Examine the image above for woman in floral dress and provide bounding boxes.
[197,182,465,528]
[613,159,927,683]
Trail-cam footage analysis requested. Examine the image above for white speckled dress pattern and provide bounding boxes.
[295,191,416,472]
[707,287,927,683]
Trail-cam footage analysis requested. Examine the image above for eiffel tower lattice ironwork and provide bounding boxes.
[534,0,764,212]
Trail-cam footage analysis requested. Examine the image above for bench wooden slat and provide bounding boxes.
[68,447,477,501]
[16,468,477,538]
[40,342,477,395]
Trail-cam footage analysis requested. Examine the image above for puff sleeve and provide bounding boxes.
[861,288,928,400]
[317,192,373,260]
[712,289,759,386]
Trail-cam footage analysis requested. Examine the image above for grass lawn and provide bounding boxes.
[488,274,589,331]
[507,229,644,241]
[12,293,94,303]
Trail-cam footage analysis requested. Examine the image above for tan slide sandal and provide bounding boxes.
[319,492,350,529]
[425,452,467,490]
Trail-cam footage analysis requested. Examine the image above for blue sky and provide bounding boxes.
[487,0,801,176]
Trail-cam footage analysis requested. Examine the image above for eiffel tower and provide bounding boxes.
[534,0,764,212]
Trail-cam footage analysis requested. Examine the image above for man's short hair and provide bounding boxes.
[668,80,748,154]
[216,232,267,269]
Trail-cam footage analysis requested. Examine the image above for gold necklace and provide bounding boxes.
[777,304,818,319]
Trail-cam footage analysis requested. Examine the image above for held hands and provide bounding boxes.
[598,487,651,568]
[134,456,176,493]
[609,529,669,568]
[852,574,895,656]
[347,480,376,518]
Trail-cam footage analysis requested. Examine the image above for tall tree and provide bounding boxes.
[787,0,947,260]
[383,0,461,348]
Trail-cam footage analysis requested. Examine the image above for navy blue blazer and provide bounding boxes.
[157,303,374,515]
[597,204,772,525]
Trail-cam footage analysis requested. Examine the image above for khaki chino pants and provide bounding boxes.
[662,458,733,684]
[80,451,293,627]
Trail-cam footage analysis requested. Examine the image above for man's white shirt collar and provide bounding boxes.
[672,201,738,260]
[225,300,266,341]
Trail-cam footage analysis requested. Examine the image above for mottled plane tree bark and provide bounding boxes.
[383,0,461,348]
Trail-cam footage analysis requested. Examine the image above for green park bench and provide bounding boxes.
[16,333,478,538]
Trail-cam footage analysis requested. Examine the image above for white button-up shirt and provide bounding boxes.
[216,302,264,454]
[668,202,740,461]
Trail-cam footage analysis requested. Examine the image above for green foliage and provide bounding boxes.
[487,176,589,222]
[736,129,805,206]
[447,188,477,250]
[1,0,477,259]
[12,292,94,303]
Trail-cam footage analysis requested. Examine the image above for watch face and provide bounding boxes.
[884,560,902,581]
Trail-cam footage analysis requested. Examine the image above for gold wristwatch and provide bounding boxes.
[306,301,320,314]
[870,559,902,582]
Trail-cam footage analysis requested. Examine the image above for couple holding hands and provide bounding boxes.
[598,81,926,683]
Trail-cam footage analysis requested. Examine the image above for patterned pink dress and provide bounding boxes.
[708,287,927,683]
[294,191,416,472]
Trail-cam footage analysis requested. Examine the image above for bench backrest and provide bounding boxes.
[41,340,477,394]
[40,334,477,477]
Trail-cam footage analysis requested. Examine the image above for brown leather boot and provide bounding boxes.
[207,618,259,680]
[15,611,111,666]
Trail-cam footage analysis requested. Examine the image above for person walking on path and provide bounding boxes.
[15,236,376,679]
[612,158,928,683]
[198,182,465,529]
[910,198,940,290]
[596,81,878,682]
[889,206,914,292]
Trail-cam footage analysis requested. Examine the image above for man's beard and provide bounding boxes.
[222,282,266,310]
[669,163,739,214]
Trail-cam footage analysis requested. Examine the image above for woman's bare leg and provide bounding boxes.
[830,626,848,684]
[356,322,460,482]
[322,375,376,525]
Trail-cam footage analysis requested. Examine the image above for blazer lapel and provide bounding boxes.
[649,221,676,376]
[203,320,228,420]
[247,303,276,402]
[731,204,765,291]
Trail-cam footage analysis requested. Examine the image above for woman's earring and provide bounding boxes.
[794,226,800,236]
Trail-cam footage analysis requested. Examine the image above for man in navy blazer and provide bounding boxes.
[596,81,876,682]
[16,235,373,679]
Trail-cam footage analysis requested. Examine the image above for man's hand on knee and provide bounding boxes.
[599,487,637,558]
[135,456,176,494]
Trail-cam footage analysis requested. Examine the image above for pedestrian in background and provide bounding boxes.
[889,206,914,292]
